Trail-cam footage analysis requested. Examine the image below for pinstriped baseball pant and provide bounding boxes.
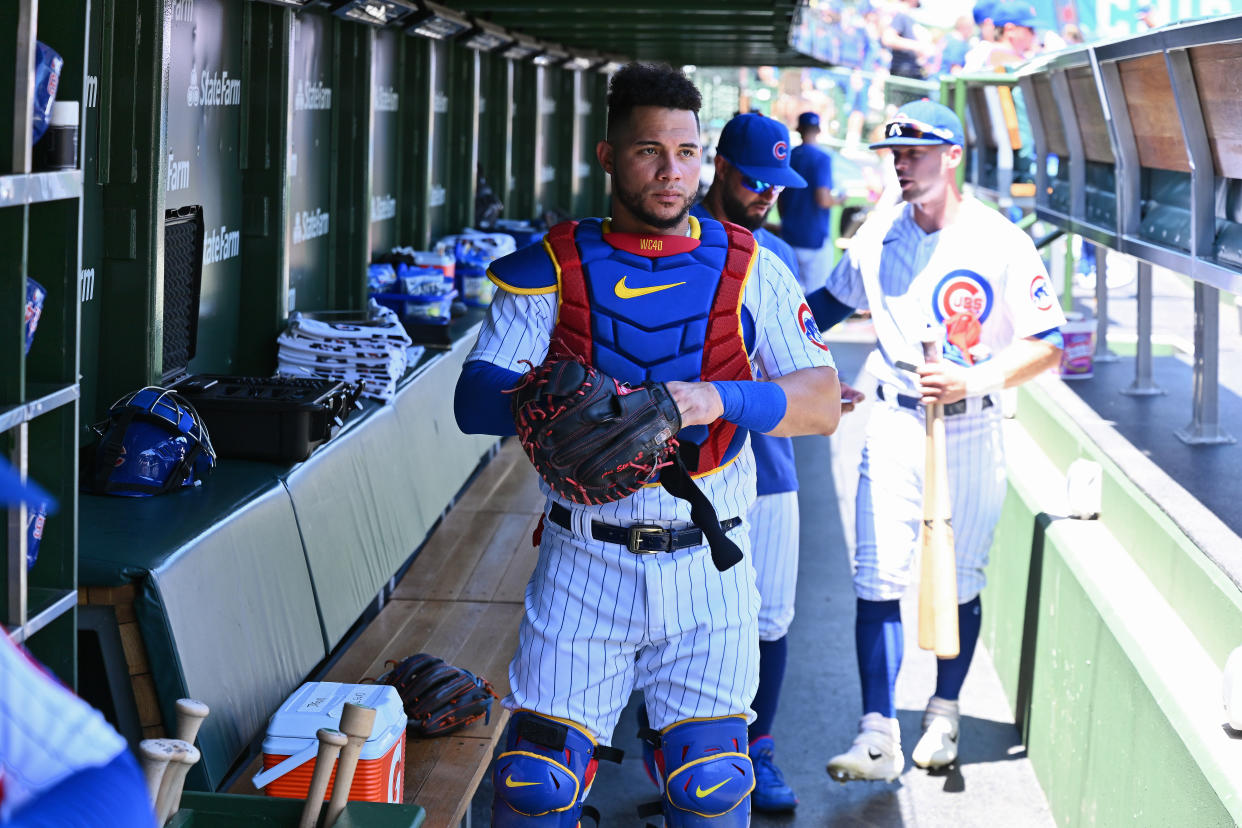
[853,398,1006,604]
[504,515,759,743]
[749,491,800,641]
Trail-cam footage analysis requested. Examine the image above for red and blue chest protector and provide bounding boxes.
[490,215,758,476]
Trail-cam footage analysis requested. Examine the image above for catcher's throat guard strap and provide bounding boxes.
[660,445,744,572]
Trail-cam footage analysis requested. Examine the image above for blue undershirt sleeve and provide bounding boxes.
[710,380,787,434]
[805,286,855,331]
[1030,326,1064,350]
[454,360,522,436]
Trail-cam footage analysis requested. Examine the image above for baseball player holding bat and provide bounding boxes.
[455,63,841,827]
[803,100,1065,781]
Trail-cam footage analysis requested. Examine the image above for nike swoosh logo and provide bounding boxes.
[505,775,539,788]
[614,275,686,299]
[868,749,883,760]
[695,778,731,798]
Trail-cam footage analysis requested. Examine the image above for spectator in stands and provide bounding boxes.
[778,112,841,293]
[882,0,937,82]
[963,1,999,70]
[0,458,156,828]
[939,15,976,76]
[1138,3,1161,30]
[980,0,1042,69]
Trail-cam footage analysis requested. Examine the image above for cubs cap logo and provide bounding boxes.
[932,270,993,324]
[797,303,829,351]
[773,140,788,161]
[1029,274,1054,311]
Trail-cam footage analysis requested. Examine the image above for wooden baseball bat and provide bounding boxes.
[322,703,377,828]
[919,337,959,659]
[162,743,200,826]
[299,729,348,828]
[174,698,209,745]
[138,739,178,809]
[153,739,192,825]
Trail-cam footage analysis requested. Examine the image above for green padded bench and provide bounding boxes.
[79,459,324,791]
[77,324,496,795]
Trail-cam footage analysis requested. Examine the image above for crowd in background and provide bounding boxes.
[773,0,1165,154]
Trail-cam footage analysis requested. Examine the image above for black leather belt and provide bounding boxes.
[875,385,993,417]
[548,502,742,554]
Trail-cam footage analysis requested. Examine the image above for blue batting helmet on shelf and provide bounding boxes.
[87,386,216,497]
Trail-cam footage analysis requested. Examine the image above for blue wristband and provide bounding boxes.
[711,380,787,434]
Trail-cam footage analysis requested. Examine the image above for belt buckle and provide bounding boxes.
[627,524,670,554]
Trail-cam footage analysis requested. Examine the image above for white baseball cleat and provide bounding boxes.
[826,712,903,783]
[912,696,960,769]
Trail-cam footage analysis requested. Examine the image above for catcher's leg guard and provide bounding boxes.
[646,716,754,827]
[492,711,621,827]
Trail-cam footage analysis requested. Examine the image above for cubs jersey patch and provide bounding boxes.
[933,269,993,323]
[797,302,829,351]
[1029,274,1055,311]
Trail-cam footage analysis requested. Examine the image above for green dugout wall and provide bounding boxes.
[76,0,613,431]
[6,0,617,693]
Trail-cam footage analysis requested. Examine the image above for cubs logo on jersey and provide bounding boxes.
[1029,274,1054,311]
[932,270,993,324]
[797,302,829,351]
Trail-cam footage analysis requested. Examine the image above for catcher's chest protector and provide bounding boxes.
[545,217,756,475]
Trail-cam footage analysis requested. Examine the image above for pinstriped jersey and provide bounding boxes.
[825,197,1066,394]
[0,635,127,820]
[468,218,835,526]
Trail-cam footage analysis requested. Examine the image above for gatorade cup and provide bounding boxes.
[1059,313,1095,379]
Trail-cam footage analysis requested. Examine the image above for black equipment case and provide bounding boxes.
[162,206,362,463]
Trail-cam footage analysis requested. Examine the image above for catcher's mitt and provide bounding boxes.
[509,357,682,505]
[375,653,498,737]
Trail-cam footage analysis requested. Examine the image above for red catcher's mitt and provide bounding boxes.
[509,357,682,505]
[375,653,498,737]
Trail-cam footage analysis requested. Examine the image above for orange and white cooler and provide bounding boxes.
[255,682,406,804]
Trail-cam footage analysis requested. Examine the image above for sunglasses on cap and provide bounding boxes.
[883,118,957,142]
[737,172,785,195]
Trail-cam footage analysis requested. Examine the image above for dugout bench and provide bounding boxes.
[224,437,542,827]
[75,321,531,826]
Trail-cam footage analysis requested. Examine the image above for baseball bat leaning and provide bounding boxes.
[174,698,210,745]
[138,739,179,809]
[322,703,377,828]
[153,739,198,825]
[299,729,349,828]
[918,337,960,659]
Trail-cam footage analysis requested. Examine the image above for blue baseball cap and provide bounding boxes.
[718,113,807,189]
[0,455,55,510]
[972,0,996,24]
[869,100,965,149]
[992,0,1038,29]
[796,111,820,130]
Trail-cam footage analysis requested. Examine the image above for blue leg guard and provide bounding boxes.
[492,711,613,827]
[655,716,754,827]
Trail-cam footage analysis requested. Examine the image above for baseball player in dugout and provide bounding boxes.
[454,63,841,826]
[679,110,863,812]
[776,111,842,295]
[805,100,1065,783]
